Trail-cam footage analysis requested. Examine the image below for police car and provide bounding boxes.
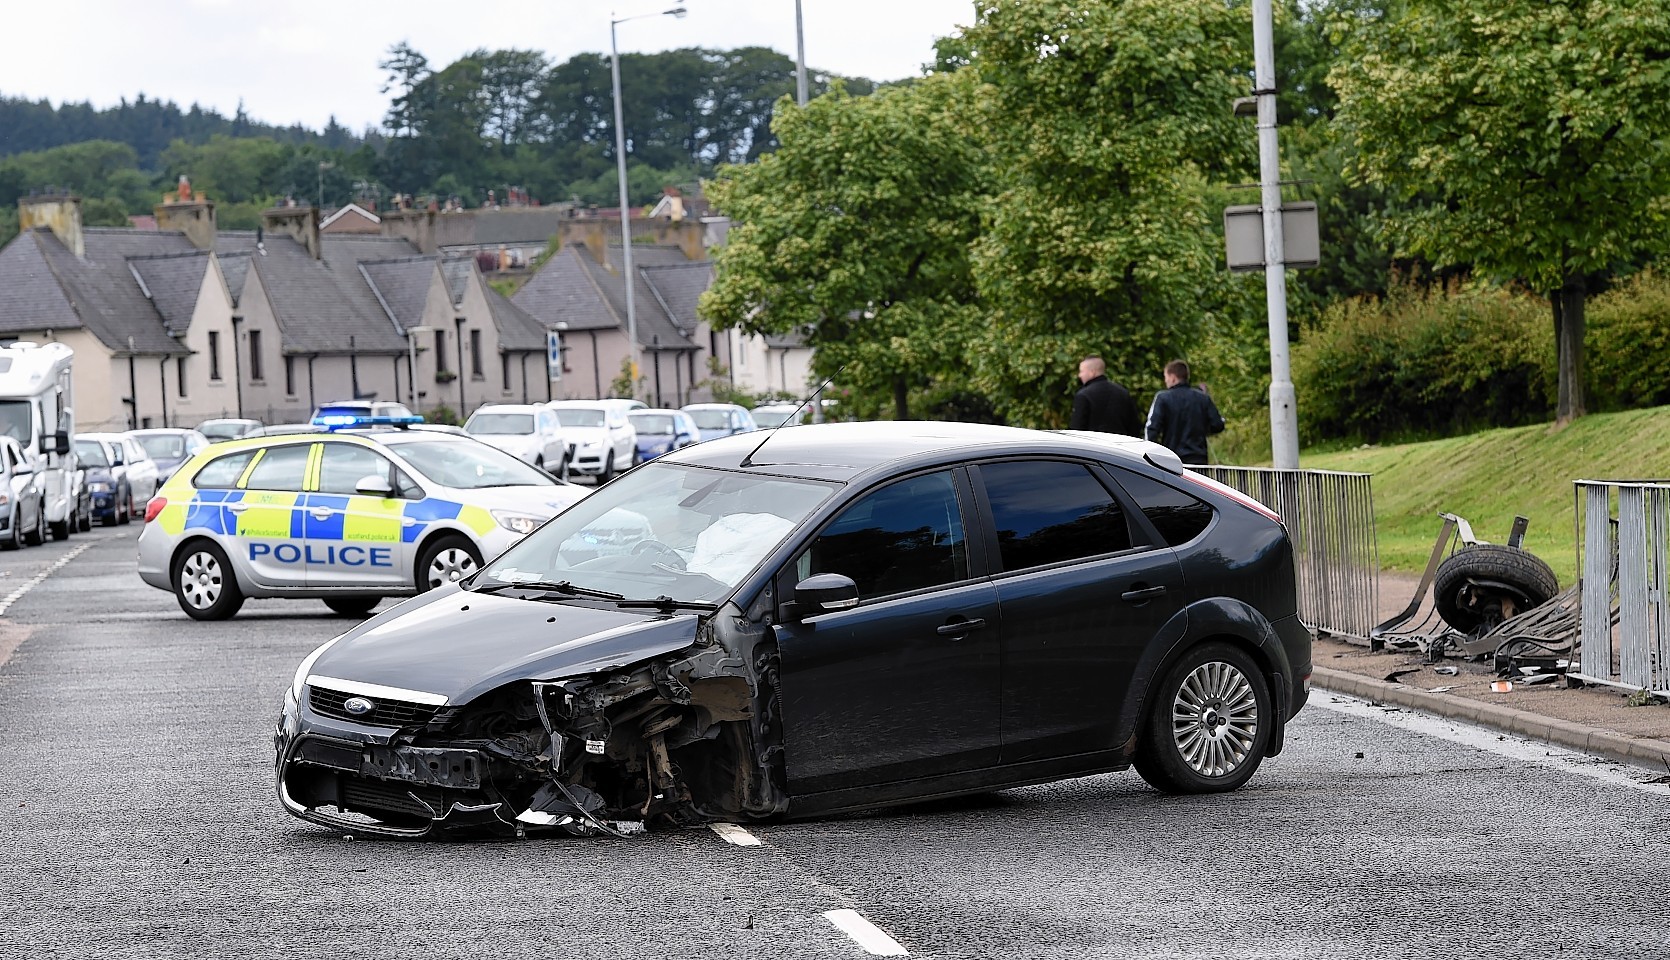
[136,419,593,620]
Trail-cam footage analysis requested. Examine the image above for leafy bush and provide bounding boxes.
[1586,271,1670,412]
[1292,281,1555,444]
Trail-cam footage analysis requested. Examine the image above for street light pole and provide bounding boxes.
[611,6,686,400]
[318,161,335,212]
[1253,0,1298,468]
[794,0,808,106]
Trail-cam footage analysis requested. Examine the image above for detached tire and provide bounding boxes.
[173,541,245,620]
[1135,642,1271,794]
[1433,544,1559,632]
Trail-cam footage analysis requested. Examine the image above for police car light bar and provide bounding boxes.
[313,415,427,431]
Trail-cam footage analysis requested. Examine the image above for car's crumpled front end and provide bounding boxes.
[274,590,788,839]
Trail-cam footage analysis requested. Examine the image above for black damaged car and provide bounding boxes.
[275,422,1312,837]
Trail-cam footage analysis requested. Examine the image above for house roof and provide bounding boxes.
[639,260,713,338]
[244,235,421,354]
[359,256,438,335]
[440,256,549,352]
[582,245,699,352]
[510,243,708,352]
[128,251,211,337]
[0,227,192,354]
[511,245,620,333]
[431,207,574,248]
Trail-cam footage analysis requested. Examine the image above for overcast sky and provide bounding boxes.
[1,0,976,135]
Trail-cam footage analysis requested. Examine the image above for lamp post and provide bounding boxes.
[317,161,335,212]
[1252,0,1298,468]
[612,5,687,399]
[406,325,433,413]
[794,0,808,106]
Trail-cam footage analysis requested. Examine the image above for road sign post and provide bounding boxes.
[547,329,563,382]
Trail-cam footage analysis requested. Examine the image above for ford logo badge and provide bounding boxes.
[343,697,375,716]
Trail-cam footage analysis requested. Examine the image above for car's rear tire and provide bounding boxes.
[416,535,481,592]
[172,541,245,620]
[50,509,71,541]
[1433,544,1559,632]
[117,486,131,525]
[1,511,20,551]
[1135,641,1271,794]
[23,500,45,546]
[324,596,381,616]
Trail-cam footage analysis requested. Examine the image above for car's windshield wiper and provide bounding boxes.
[616,596,719,612]
[472,579,626,601]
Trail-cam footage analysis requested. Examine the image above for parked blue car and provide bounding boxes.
[627,409,700,462]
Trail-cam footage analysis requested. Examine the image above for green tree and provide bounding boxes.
[1330,0,1670,423]
[158,135,290,204]
[701,74,985,419]
[961,0,1256,427]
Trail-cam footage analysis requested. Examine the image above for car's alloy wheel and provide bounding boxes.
[1135,642,1270,794]
[417,536,481,592]
[173,542,245,620]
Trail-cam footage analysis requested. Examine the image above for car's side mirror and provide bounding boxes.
[781,573,860,622]
[49,432,70,456]
[355,474,395,498]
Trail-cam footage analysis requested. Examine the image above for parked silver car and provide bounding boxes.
[0,436,46,549]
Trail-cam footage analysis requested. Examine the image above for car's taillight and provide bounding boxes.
[143,497,167,524]
[1180,471,1285,525]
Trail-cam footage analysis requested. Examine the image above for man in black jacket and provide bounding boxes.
[1145,359,1225,465]
[1069,356,1141,435]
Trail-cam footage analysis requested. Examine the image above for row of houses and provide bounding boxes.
[0,190,812,432]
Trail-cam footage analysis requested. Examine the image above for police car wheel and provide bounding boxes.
[417,536,482,592]
[324,596,381,616]
[172,542,245,621]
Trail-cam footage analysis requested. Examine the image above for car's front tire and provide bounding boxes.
[117,486,131,525]
[324,596,381,617]
[416,535,481,592]
[1135,641,1271,794]
[23,500,45,546]
[172,541,245,620]
[1,511,20,551]
[599,451,616,484]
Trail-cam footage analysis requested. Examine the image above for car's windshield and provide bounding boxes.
[0,400,30,445]
[481,463,837,605]
[686,409,730,429]
[465,413,534,435]
[393,439,556,488]
[553,408,605,428]
[198,421,250,440]
[74,439,109,467]
[135,434,186,459]
[629,413,675,435]
[753,406,800,427]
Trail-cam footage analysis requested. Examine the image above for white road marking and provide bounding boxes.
[824,909,909,957]
[1314,693,1670,796]
[0,539,97,617]
[709,822,762,846]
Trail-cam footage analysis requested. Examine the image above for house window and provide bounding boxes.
[208,331,222,381]
[176,357,187,397]
[470,329,483,378]
[434,329,449,372]
[285,356,296,396]
[248,329,264,381]
[501,352,511,390]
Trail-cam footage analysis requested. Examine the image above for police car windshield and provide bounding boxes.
[465,413,534,435]
[75,439,109,466]
[553,408,605,428]
[480,462,837,605]
[394,439,555,489]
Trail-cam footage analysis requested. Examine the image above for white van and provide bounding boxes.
[546,400,638,482]
[0,341,79,538]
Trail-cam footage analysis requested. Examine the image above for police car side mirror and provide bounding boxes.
[780,572,860,622]
[355,474,395,498]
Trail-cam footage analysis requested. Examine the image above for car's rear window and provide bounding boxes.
[630,413,675,435]
[1110,469,1215,546]
[75,440,109,467]
[686,409,730,429]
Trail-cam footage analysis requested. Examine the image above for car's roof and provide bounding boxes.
[548,399,612,409]
[471,404,543,413]
[681,402,744,410]
[663,421,1179,481]
[130,428,201,436]
[629,408,684,416]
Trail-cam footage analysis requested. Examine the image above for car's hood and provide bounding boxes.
[447,483,589,517]
[308,587,701,704]
[472,434,536,454]
[564,427,611,444]
[83,466,115,484]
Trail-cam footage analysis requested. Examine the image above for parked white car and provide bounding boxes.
[1,436,47,549]
[681,402,759,442]
[81,432,160,518]
[546,400,638,483]
[464,403,570,475]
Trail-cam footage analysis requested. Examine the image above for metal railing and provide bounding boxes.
[1574,480,1670,695]
[1195,466,1379,643]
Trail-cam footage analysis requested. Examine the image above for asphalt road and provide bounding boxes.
[2,529,1667,959]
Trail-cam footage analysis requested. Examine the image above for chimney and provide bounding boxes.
[261,205,322,259]
[18,193,84,257]
[154,175,218,250]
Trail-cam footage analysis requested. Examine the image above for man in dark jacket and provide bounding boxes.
[1069,357,1141,435]
[1145,359,1225,465]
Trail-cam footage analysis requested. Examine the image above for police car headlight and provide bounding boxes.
[493,510,544,536]
[290,635,345,701]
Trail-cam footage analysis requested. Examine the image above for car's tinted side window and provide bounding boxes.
[242,444,311,492]
[193,451,256,489]
[1109,468,1215,546]
[316,443,392,495]
[800,471,967,599]
[981,460,1131,571]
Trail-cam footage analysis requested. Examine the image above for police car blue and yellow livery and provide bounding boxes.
[137,424,592,620]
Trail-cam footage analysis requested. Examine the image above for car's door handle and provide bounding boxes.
[309,507,336,520]
[937,618,986,637]
[226,502,249,514]
[1121,585,1167,603]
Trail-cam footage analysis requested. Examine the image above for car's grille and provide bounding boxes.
[310,686,440,727]
[341,776,442,819]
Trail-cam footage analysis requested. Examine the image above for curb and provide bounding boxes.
[1312,666,1670,773]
